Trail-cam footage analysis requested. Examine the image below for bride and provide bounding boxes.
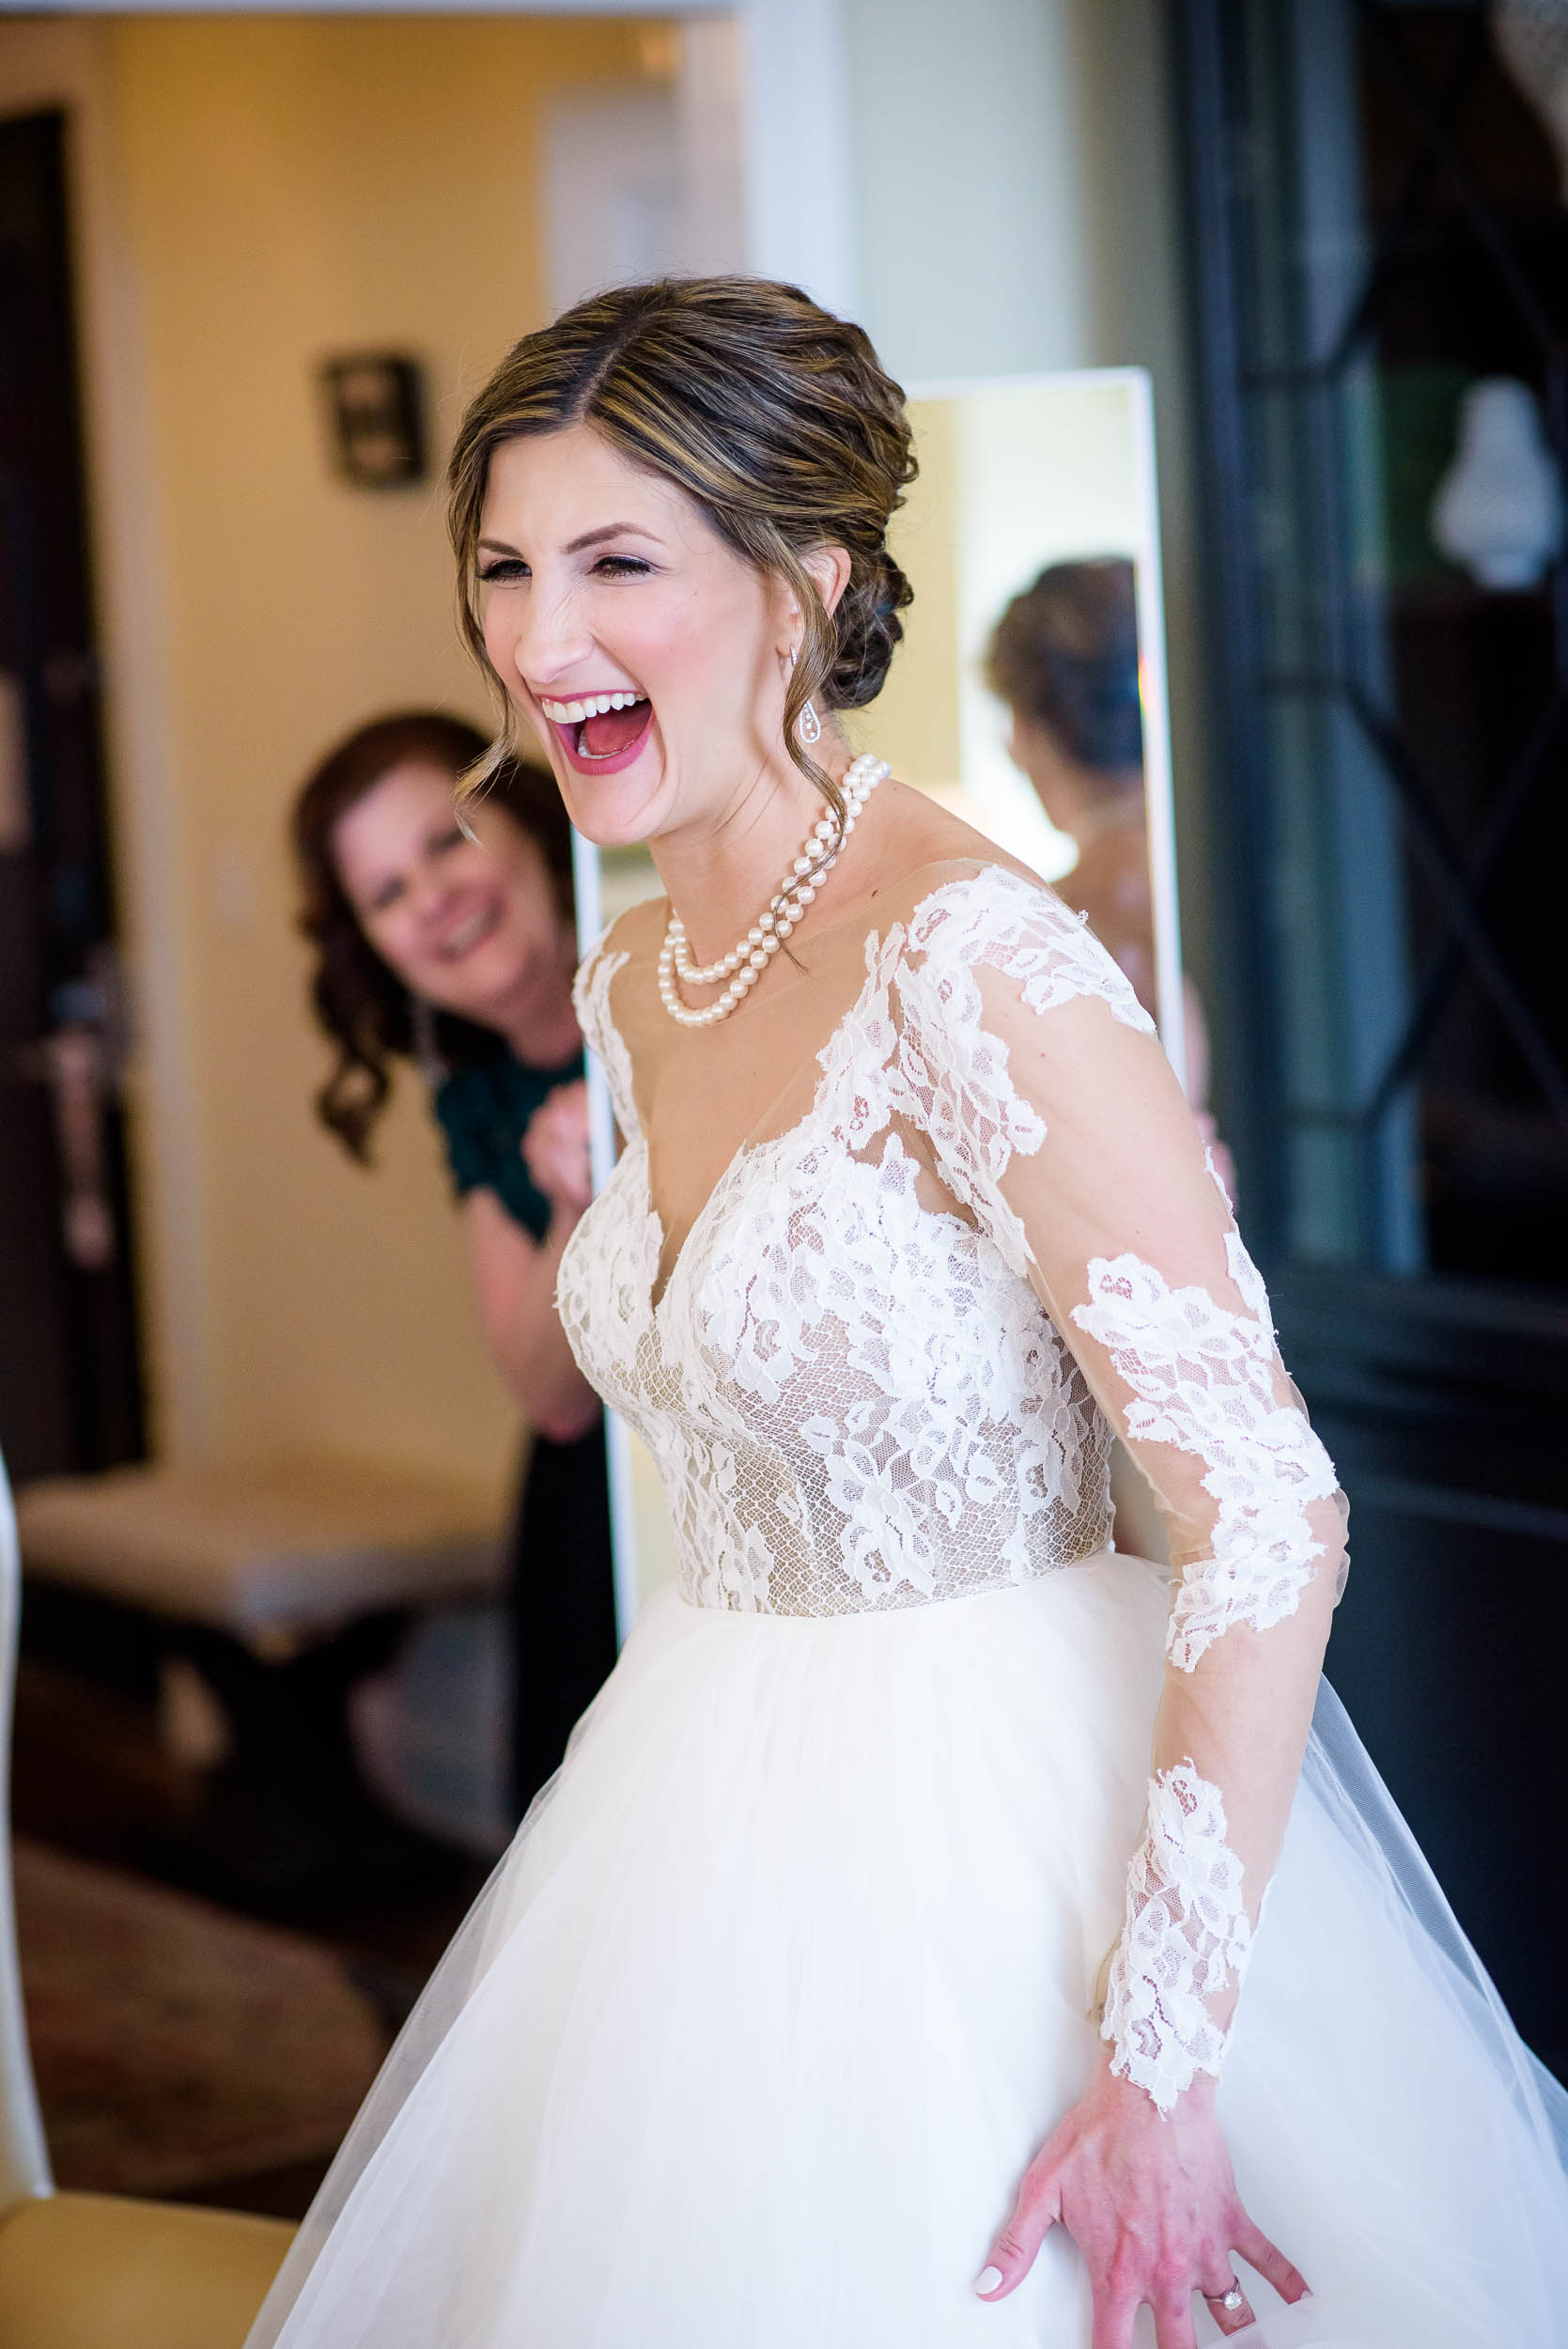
[248,277,1568,2349]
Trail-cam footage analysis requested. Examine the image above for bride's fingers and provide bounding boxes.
[1233,2212,1312,2306]
[1088,2286,1140,2349]
[1199,2276,1256,2335]
[1151,2290,1202,2349]
[974,2162,1062,2301]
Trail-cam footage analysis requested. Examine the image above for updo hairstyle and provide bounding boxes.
[986,557,1144,782]
[292,708,574,1162]
[447,275,918,821]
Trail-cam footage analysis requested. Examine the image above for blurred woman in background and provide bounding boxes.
[987,556,1219,1142]
[291,710,615,1820]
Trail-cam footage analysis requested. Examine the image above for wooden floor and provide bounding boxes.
[10,1656,489,2217]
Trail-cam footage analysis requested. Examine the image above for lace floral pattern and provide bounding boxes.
[559,878,1123,1617]
[1071,1252,1342,1672]
[563,862,1345,2109]
[1101,1761,1254,2111]
[562,866,1342,1640]
[888,876,1155,1282]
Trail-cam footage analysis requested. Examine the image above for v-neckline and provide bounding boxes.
[638,1130,765,1320]
[637,926,897,1318]
[598,863,1017,1320]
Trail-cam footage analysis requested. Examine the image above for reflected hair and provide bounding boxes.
[986,557,1144,779]
[290,708,573,1163]
[446,275,918,821]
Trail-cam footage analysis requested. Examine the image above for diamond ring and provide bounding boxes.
[1203,2281,1246,2313]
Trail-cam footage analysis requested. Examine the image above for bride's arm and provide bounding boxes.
[893,879,1344,2339]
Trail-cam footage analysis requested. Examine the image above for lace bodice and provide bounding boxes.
[563,875,1126,1618]
[562,860,1348,2109]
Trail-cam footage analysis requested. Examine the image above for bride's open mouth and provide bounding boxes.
[538,690,653,776]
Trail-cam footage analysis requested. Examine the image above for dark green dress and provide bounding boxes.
[432,1047,581,1247]
[432,1046,616,1818]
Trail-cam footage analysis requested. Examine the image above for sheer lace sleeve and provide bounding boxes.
[894,867,1349,2113]
[573,926,639,1143]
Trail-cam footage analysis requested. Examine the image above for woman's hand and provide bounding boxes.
[976,2052,1310,2346]
[522,1080,593,1219]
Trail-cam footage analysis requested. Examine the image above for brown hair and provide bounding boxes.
[986,558,1144,780]
[291,709,574,1162]
[446,275,917,821]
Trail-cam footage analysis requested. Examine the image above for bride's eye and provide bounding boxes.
[478,557,528,583]
[594,555,654,578]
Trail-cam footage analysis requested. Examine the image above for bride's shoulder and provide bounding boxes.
[864,849,1155,1038]
[572,898,668,1103]
[866,853,1088,967]
[575,895,665,1003]
[859,781,1066,926]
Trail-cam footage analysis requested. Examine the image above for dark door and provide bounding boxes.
[1175,0,1568,2082]
[0,110,143,1481]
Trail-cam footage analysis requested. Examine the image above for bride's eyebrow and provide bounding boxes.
[475,523,665,558]
[565,523,664,553]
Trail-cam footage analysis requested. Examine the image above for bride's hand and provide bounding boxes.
[975,2051,1311,2346]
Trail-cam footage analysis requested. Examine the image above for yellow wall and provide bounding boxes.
[851,397,961,790]
[93,14,670,1484]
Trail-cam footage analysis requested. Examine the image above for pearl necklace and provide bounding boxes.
[657,753,889,1028]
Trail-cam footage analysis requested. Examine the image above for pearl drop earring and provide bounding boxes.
[788,646,823,746]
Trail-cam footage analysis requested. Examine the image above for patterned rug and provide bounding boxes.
[13,1838,386,2197]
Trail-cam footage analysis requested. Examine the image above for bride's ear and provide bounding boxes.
[776,547,852,647]
[802,543,853,618]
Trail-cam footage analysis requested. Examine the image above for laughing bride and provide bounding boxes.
[248,277,1568,2349]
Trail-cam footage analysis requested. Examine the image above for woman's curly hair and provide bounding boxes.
[291,709,574,1162]
[447,275,918,823]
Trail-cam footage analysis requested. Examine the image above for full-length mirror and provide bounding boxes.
[582,366,1187,1616]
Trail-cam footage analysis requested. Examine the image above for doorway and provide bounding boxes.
[0,108,143,1481]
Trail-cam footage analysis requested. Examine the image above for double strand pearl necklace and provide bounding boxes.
[657,752,889,1028]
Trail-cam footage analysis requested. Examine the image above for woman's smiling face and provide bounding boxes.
[332,762,568,1032]
[476,423,795,848]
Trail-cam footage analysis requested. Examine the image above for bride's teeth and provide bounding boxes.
[540,689,647,726]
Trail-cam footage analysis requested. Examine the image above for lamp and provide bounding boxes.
[1429,378,1562,590]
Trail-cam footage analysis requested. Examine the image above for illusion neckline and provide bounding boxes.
[599,861,1050,1316]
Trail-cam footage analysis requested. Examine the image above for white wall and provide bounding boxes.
[842,0,1093,383]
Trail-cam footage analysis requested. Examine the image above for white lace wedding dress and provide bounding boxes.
[248,863,1568,2349]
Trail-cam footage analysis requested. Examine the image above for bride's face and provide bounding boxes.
[476,423,802,849]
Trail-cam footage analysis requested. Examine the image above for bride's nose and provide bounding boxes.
[506,588,596,695]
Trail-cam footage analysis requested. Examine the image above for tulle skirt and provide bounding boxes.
[246,1553,1568,2348]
